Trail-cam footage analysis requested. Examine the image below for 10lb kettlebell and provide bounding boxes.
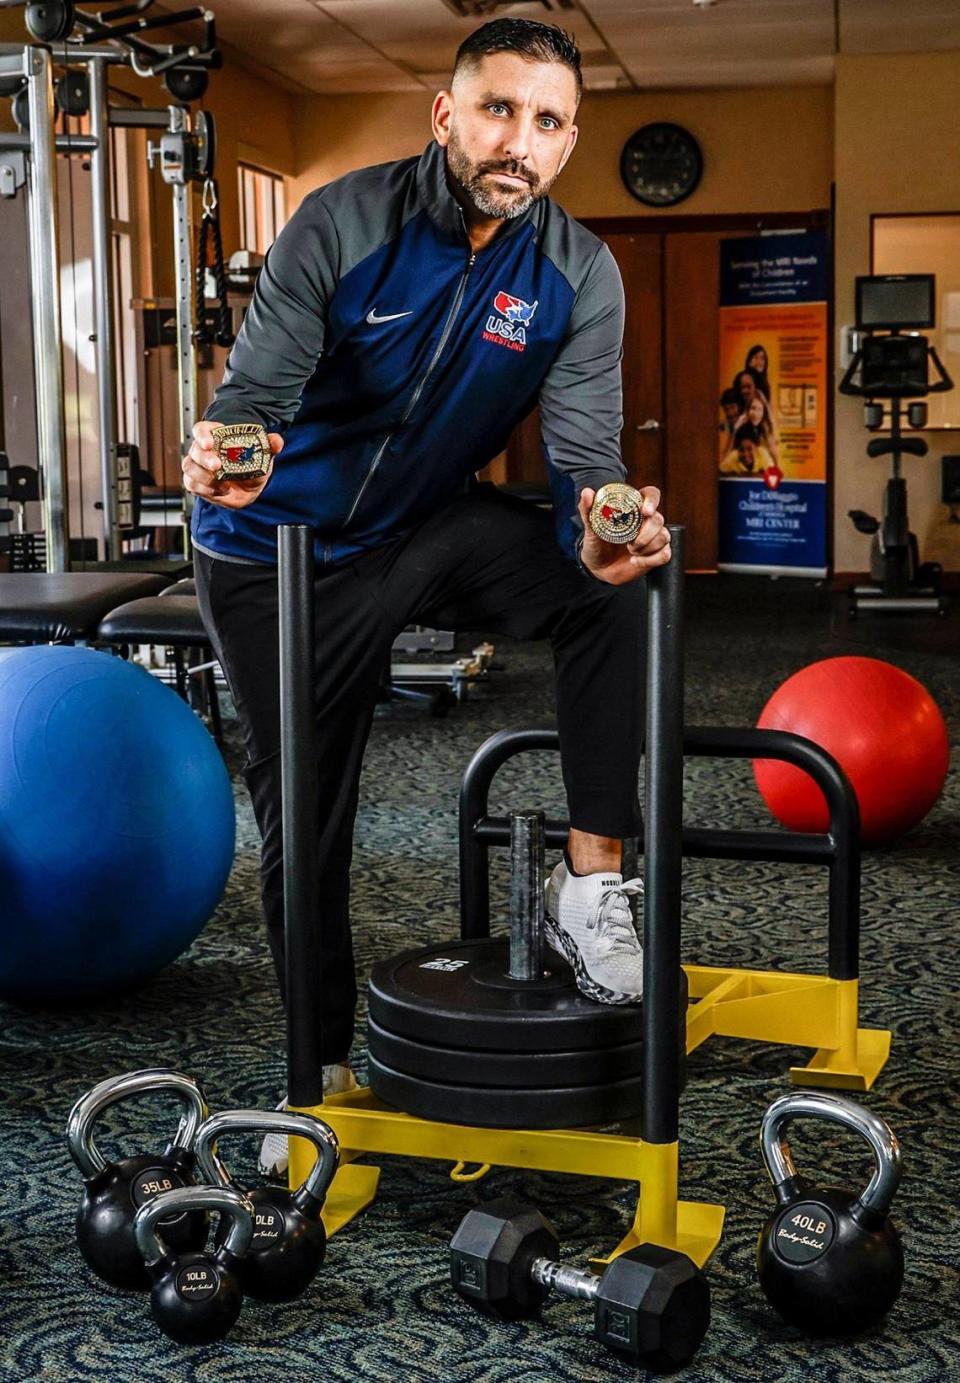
[66,1069,209,1290]
[195,1109,340,1302]
[757,1091,904,1335]
[135,1185,254,1344]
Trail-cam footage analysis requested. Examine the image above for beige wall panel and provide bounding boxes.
[833,51,960,573]
[289,84,834,218]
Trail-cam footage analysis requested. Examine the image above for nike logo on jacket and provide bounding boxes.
[196,139,627,567]
[365,308,414,324]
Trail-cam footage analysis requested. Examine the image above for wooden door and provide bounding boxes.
[500,234,664,495]
[604,233,665,496]
[500,229,720,570]
[607,229,719,571]
[663,232,720,572]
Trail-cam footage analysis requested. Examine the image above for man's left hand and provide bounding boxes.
[578,486,671,585]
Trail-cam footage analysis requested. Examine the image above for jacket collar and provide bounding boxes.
[416,139,535,251]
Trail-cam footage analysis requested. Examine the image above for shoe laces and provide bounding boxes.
[588,878,644,955]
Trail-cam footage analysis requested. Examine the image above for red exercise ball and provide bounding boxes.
[753,656,949,846]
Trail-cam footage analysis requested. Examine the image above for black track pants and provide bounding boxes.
[195,485,645,1062]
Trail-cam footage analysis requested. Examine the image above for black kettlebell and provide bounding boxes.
[194,1109,339,1302]
[756,1091,904,1335]
[134,1185,254,1344]
[66,1069,209,1290]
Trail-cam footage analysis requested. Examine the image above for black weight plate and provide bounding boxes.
[368,1056,645,1129]
[368,1015,645,1088]
[368,938,646,1053]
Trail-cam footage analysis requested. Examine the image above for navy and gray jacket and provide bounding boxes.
[195,139,627,567]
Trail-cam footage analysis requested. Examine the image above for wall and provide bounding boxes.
[289,84,833,219]
[833,50,960,574]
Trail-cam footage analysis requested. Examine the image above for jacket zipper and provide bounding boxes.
[340,250,477,533]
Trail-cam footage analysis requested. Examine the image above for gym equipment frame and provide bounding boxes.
[459,725,888,1095]
[275,522,888,1269]
[0,27,218,567]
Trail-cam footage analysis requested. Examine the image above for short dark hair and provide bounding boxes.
[453,18,582,102]
[720,387,740,407]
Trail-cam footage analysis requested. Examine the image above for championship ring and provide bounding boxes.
[211,422,272,481]
[589,483,644,544]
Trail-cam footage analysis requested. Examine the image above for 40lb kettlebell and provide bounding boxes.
[195,1109,340,1302]
[757,1091,904,1335]
[66,1069,209,1290]
[135,1185,254,1344]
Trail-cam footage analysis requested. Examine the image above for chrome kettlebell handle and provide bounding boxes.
[66,1069,209,1179]
[760,1091,902,1216]
[134,1185,254,1267]
[194,1109,340,1205]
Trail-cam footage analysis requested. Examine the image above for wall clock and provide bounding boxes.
[620,123,703,207]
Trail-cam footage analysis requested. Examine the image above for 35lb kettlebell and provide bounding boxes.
[66,1069,209,1290]
[195,1109,339,1302]
[757,1091,904,1335]
[135,1185,254,1344]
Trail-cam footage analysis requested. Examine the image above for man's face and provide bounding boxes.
[723,400,740,426]
[433,51,579,221]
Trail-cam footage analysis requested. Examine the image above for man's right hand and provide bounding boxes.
[182,420,283,509]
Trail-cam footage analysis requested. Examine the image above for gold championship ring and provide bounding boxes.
[211,422,272,482]
[589,482,644,544]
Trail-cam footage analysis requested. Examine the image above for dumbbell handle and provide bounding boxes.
[531,1256,600,1303]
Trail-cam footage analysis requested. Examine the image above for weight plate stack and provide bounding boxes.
[367,937,687,1129]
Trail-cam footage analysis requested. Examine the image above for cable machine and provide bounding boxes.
[0,0,222,571]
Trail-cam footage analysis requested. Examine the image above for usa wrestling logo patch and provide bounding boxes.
[483,290,538,352]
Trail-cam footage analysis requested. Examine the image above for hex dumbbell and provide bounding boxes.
[450,1198,710,1373]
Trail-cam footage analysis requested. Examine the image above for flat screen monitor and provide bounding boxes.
[856,274,935,331]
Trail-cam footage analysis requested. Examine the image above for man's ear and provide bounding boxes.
[432,90,453,147]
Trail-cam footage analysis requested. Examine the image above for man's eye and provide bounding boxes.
[540,118,559,130]
[488,104,509,116]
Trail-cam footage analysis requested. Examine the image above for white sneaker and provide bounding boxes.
[257,1063,358,1179]
[544,859,644,1005]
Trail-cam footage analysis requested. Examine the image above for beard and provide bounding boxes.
[446,127,555,220]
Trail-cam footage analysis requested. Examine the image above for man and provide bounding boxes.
[184,18,670,1169]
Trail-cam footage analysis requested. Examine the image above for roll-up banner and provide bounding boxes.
[717,232,829,575]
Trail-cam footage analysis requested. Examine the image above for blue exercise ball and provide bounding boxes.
[0,645,235,1004]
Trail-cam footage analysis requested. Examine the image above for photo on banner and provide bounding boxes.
[717,232,829,575]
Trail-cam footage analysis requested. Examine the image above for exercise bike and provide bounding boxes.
[841,273,953,615]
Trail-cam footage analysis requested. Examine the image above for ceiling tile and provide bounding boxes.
[838,0,960,52]
[205,0,960,97]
